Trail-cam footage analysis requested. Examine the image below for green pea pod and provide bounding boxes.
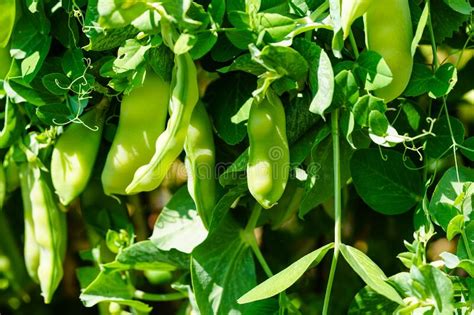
[364,0,413,102]
[51,102,107,205]
[126,52,199,194]
[0,162,5,210]
[247,89,289,209]
[4,147,20,193]
[184,102,216,229]
[0,46,12,79]
[0,0,15,47]
[19,163,40,283]
[22,162,66,303]
[102,71,170,195]
[341,0,374,39]
[0,98,23,149]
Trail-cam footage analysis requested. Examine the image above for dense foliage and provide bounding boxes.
[0,0,473,314]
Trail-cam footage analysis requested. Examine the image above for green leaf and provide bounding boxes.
[97,0,148,28]
[238,243,333,304]
[209,183,248,231]
[368,110,389,137]
[442,0,472,14]
[112,240,190,271]
[425,115,464,160]
[349,283,399,314]
[354,51,393,91]
[340,244,404,305]
[150,187,207,254]
[331,70,359,113]
[259,45,309,81]
[191,215,261,314]
[352,95,386,127]
[218,53,266,76]
[4,79,63,106]
[428,0,470,43]
[446,214,465,240]
[80,270,152,312]
[206,72,256,145]
[41,73,71,96]
[440,252,474,277]
[461,137,474,161]
[405,63,457,98]
[350,149,423,215]
[429,166,474,230]
[113,39,151,74]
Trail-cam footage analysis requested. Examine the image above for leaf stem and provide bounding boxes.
[322,109,342,315]
[134,290,187,302]
[348,31,359,59]
[426,0,439,69]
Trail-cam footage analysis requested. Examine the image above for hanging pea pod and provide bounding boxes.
[126,52,199,194]
[0,98,23,149]
[51,99,108,205]
[0,46,12,80]
[102,71,170,196]
[0,0,16,47]
[341,0,374,39]
[364,0,413,102]
[19,163,40,283]
[20,161,66,303]
[247,88,290,209]
[184,102,216,229]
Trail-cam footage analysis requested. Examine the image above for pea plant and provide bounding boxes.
[0,0,473,314]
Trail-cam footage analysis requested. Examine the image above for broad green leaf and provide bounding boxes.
[425,115,464,160]
[97,0,148,28]
[354,51,393,91]
[218,53,266,76]
[4,79,63,106]
[461,137,474,161]
[259,45,309,81]
[191,215,262,314]
[238,243,334,304]
[410,265,454,314]
[368,110,389,137]
[208,183,248,231]
[340,244,404,305]
[405,63,457,98]
[113,39,151,74]
[446,214,465,240]
[429,166,474,230]
[111,240,190,271]
[256,12,297,42]
[150,187,207,254]
[80,270,152,312]
[349,284,398,314]
[428,0,470,43]
[206,72,256,145]
[352,95,386,127]
[41,73,71,96]
[350,149,423,215]
[440,252,474,277]
[442,0,472,15]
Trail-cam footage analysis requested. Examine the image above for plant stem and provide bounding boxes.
[426,0,439,69]
[322,109,342,315]
[349,31,359,59]
[134,290,187,302]
[461,230,473,260]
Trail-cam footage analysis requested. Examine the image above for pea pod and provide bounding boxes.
[51,101,107,205]
[184,102,216,228]
[341,0,374,39]
[19,163,40,282]
[126,52,199,194]
[0,46,12,79]
[247,89,289,209]
[0,0,16,47]
[102,71,170,195]
[20,162,66,303]
[364,0,413,102]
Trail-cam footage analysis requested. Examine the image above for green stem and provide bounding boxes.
[322,109,342,315]
[461,230,473,261]
[427,0,439,69]
[134,290,187,302]
[348,31,359,59]
[128,195,148,242]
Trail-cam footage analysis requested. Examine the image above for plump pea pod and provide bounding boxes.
[0,0,16,47]
[341,0,374,39]
[184,102,216,229]
[19,163,40,283]
[102,71,170,195]
[22,162,66,303]
[51,102,107,205]
[364,0,413,102]
[126,52,199,194]
[247,89,290,209]
[0,98,23,149]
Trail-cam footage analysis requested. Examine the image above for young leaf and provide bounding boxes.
[340,244,404,305]
[150,187,208,254]
[354,51,392,91]
[238,243,334,304]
